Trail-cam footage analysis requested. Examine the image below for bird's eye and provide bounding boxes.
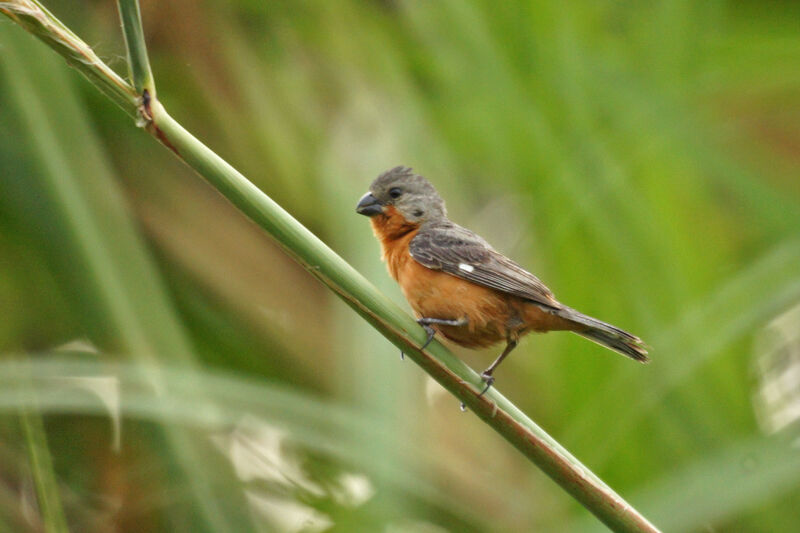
[388,187,402,199]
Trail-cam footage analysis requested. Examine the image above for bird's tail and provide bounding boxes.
[558,307,649,363]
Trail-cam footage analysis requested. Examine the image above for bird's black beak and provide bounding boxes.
[356,192,384,217]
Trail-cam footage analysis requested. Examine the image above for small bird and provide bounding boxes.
[356,166,648,394]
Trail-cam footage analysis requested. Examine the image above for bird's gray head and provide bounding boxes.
[355,166,447,224]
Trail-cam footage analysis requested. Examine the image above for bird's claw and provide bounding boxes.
[478,372,495,397]
[416,317,467,351]
[418,322,436,350]
[400,322,437,361]
[461,374,495,411]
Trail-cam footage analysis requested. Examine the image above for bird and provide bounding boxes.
[356,166,648,394]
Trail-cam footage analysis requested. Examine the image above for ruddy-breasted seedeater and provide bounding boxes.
[357,166,648,392]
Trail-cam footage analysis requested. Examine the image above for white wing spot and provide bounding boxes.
[458,263,475,273]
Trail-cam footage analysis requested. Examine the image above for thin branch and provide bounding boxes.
[0,0,138,116]
[116,0,154,94]
[1,2,660,531]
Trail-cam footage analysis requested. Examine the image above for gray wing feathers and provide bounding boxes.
[409,223,558,309]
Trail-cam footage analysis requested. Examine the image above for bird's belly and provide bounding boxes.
[397,260,512,348]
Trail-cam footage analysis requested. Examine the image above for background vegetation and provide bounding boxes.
[2,1,800,531]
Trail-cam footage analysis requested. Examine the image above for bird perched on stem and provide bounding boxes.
[356,166,649,394]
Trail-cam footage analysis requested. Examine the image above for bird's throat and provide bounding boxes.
[369,206,419,243]
[369,207,420,274]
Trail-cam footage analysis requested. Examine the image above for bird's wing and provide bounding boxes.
[409,223,560,309]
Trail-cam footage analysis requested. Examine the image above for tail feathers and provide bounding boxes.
[559,307,649,363]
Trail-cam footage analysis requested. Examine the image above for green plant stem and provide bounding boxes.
[116,0,154,94]
[0,0,138,116]
[1,2,660,531]
[18,369,69,533]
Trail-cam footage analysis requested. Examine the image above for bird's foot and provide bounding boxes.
[418,323,437,350]
[415,317,468,351]
[478,372,495,397]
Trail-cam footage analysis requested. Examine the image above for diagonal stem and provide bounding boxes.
[0,2,660,531]
[0,0,138,116]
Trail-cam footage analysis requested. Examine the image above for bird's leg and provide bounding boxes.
[479,338,518,396]
[417,317,468,349]
[400,317,468,359]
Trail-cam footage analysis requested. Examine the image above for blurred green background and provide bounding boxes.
[2,1,800,531]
